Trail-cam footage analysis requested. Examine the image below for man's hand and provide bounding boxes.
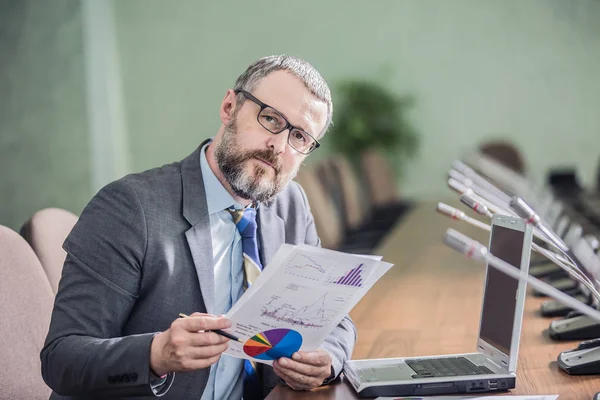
[149,312,231,377]
[272,348,333,391]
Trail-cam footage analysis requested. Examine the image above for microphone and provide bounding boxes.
[436,202,465,220]
[443,228,488,261]
[509,196,569,252]
[448,177,469,194]
[448,169,473,188]
[510,195,541,224]
[448,179,508,216]
[447,160,600,337]
[448,161,596,290]
[585,235,600,255]
[451,161,500,194]
[449,165,511,207]
[456,184,569,253]
[443,229,600,322]
[462,153,536,204]
[459,192,493,218]
[458,195,595,291]
[436,203,490,232]
[437,202,577,270]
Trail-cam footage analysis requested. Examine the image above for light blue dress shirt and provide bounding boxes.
[199,142,246,400]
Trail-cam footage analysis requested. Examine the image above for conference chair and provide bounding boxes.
[360,149,400,208]
[316,158,364,229]
[548,169,600,231]
[296,166,380,253]
[295,168,344,250]
[20,208,78,293]
[316,158,349,222]
[581,157,600,220]
[0,225,53,400]
[478,140,526,175]
[326,157,392,244]
[359,150,412,229]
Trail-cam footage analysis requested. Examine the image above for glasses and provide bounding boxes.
[234,89,320,154]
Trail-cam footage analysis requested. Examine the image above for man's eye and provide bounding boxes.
[260,113,282,129]
[294,131,307,142]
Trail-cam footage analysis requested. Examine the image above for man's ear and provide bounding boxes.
[220,89,238,125]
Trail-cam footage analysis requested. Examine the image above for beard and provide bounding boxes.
[214,117,301,204]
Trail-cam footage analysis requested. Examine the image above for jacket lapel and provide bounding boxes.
[257,204,285,268]
[181,141,215,314]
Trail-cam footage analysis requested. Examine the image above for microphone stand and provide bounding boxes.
[437,202,583,281]
[438,201,594,317]
[443,229,600,322]
[447,172,600,305]
[509,196,600,341]
[444,229,600,376]
[447,165,600,340]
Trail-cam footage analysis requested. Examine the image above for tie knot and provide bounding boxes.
[227,206,257,238]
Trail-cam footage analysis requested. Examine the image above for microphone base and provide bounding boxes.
[549,315,600,341]
[540,293,592,318]
[530,263,566,279]
[558,345,600,375]
[532,277,579,297]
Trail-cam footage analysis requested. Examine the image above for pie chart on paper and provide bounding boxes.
[243,328,302,360]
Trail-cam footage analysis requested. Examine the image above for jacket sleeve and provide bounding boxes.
[40,179,171,397]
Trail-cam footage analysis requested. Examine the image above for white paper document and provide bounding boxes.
[375,396,559,400]
[223,244,393,365]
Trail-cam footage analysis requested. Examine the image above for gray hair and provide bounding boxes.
[233,55,333,137]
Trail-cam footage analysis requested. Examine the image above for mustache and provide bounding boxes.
[243,149,282,174]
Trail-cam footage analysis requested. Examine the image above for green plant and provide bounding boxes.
[326,79,419,170]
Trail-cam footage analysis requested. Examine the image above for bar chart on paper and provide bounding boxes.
[329,263,365,288]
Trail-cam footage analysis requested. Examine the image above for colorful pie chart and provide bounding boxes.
[243,328,302,360]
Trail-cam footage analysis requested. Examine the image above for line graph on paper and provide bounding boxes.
[260,284,347,328]
[284,253,327,281]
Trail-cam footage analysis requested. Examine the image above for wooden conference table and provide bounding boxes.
[267,202,599,400]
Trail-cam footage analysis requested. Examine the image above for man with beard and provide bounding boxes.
[41,55,357,400]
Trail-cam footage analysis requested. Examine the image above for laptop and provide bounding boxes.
[344,215,534,397]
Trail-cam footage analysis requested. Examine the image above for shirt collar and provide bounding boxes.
[199,141,244,215]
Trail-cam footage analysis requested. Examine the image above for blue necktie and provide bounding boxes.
[228,206,263,399]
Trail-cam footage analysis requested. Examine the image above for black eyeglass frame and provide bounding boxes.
[234,89,321,154]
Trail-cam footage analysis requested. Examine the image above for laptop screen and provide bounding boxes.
[479,225,525,355]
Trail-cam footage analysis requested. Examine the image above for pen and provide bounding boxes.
[178,313,244,343]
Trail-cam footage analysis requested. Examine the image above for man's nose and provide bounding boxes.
[266,131,289,155]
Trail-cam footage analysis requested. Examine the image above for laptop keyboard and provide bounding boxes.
[406,356,495,378]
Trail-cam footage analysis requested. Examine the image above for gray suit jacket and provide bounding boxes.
[40,144,356,399]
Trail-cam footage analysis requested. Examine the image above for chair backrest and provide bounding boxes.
[315,159,345,220]
[596,157,600,192]
[360,149,400,207]
[330,157,367,231]
[20,208,78,293]
[479,140,526,175]
[294,168,343,249]
[0,225,53,400]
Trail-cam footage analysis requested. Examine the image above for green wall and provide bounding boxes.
[0,0,90,230]
[1,1,599,231]
[114,0,600,198]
